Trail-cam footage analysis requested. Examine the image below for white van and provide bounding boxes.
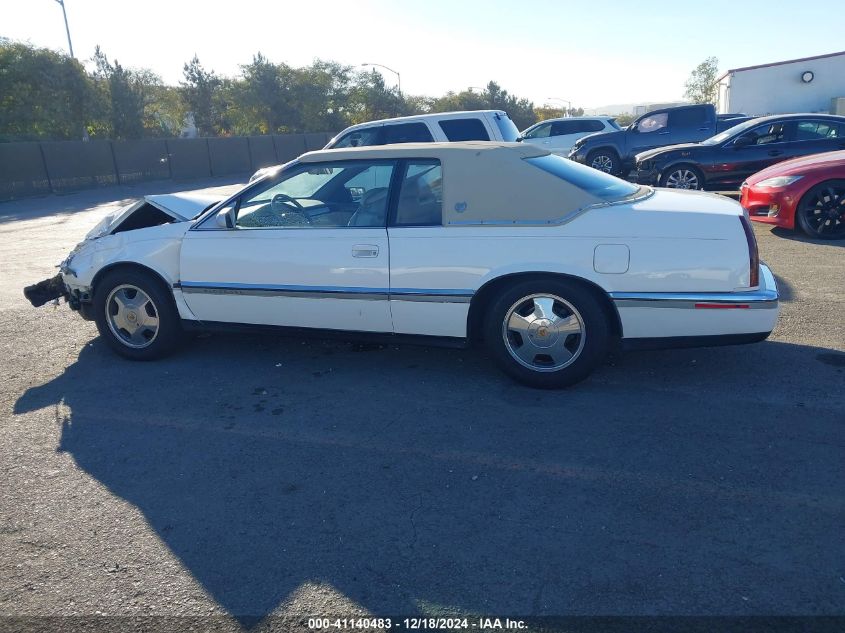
[326,110,520,148]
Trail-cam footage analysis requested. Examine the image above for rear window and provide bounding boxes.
[492,112,520,141]
[525,154,640,200]
[607,119,622,130]
[438,118,490,141]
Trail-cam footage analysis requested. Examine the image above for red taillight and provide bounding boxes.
[740,216,759,287]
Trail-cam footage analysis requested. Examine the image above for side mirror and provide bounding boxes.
[734,135,753,149]
[215,208,233,229]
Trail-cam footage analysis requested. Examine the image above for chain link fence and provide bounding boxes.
[0,132,332,202]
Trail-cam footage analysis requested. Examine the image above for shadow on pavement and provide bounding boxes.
[13,333,845,622]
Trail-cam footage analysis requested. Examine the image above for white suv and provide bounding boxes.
[327,110,520,148]
[249,111,520,182]
[519,116,620,156]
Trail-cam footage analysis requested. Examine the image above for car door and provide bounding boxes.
[667,107,715,143]
[719,120,793,185]
[520,121,553,149]
[179,160,396,332]
[627,111,670,156]
[385,159,468,338]
[546,120,582,154]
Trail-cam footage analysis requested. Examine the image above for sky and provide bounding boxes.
[3,0,844,109]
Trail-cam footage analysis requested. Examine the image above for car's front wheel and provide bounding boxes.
[796,179,845,239]
[660,164,704,190]
[484,279,611,388]
[587,149,620,175]
[93,268,182,360]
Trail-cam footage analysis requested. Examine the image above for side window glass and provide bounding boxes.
[524,123,551,139]
[636,112,668,133]
[332,127,383,148]
[583,120,606,133]
[235,161,395,229]
[394,160,443,227]
[550,121,577,136]
[438,118,490,141]
[668,108,707,127]
[797,121,838,140]
[747,123,786,145]
[383,123,434,144]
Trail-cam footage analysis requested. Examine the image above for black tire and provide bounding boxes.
[93,268,182,360]
[795,179,845,240]
[483,279,612,389]
[586,149,621,176]
[659,164,704,190]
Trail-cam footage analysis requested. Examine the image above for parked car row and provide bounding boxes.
[249,106,845,241]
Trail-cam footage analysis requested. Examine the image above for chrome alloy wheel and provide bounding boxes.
[665,169,700,189]
[105,284,160,349]
[590,155,614,173]
[501,293,586,372]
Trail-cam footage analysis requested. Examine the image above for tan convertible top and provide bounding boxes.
[299,142,605,224]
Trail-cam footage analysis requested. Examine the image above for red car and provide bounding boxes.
[741,150,845,239]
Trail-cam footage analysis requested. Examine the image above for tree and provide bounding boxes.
[92,46,164,139]
[430,81,536,130]
[684,57,719,105]
[181,56,224,136]
[0,39,97,141]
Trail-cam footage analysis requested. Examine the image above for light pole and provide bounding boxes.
[54,0,75,58]
[361,63,401,99]
[547,97,572,116]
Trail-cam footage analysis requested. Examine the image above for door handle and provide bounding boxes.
[657,131,670,135]
[768,150,783,156]
[698,127,713,131]
[352,244,379,258]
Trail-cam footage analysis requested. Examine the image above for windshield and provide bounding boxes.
[701,118,762,145]
[525,154,640,200]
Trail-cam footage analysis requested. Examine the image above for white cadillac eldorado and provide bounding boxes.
[25,142,779,388]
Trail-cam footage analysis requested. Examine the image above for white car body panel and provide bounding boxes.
[55,143,778,351]
[520,116,617,156]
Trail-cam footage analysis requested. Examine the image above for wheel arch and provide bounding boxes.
[91,261,175,303]
[466,272,622,344]
[795,177,845,235]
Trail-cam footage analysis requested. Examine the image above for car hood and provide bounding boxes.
[575,129,624,147]
[85,192,222,240]
[635,142,704,162]
[746,149,845,183]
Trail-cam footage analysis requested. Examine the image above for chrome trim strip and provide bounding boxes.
[179,282,474,303]
[610,264,779,310]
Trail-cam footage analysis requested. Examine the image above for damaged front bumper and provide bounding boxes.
[24,272,95,320]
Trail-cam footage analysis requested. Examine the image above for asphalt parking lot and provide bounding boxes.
[0,179,843,628]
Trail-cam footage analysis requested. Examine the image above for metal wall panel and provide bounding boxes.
[207,137,251,176]
[247,136,278,170]
[112,139,170,185]
[40,140,117,192]
[273,135,308,163]
[165,139,211,180]
[304,132,330,151]
[0,142,51,201]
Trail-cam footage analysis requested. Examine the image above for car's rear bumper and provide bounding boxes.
[612,263,779,342]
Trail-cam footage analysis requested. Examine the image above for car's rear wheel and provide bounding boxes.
[94,268,182,360]
[587,149,620,175]
[660,164,704,190]
[484,279,611,388]
[796,179,845,239]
